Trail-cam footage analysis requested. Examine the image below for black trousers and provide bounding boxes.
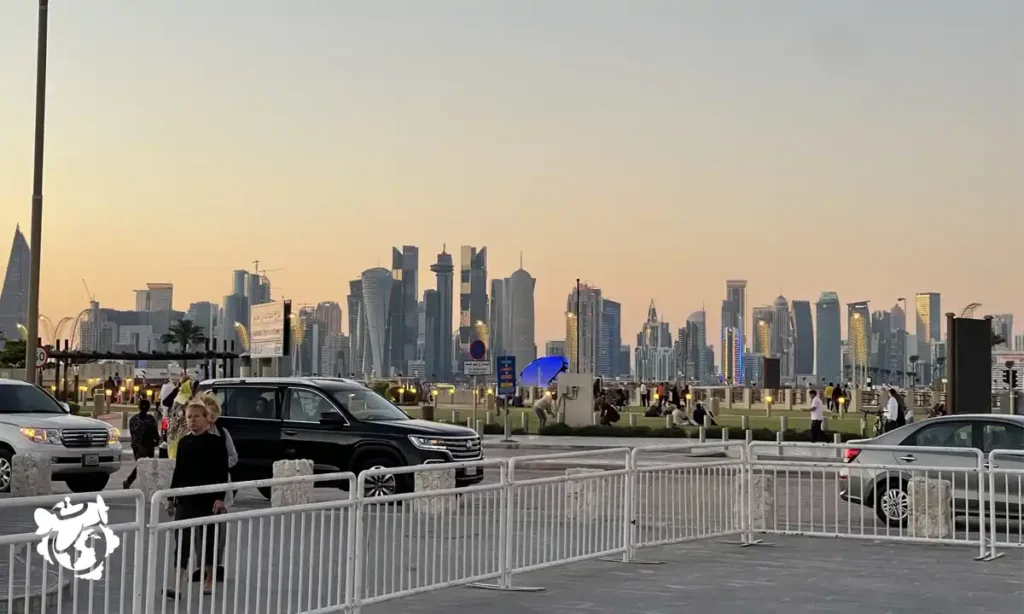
[124,445,155,487]
[174,499,219,571]
[810,420,825,443]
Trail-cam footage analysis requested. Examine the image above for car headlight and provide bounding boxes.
[19,427,61,445]
[408,435,448,451]
[107,427,120,445]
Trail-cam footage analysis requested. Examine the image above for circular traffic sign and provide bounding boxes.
[469,340,486,360]
[35,346,49,368]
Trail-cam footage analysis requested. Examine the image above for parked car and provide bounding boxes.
[839,414,1024,526]
[0,379,122,493]
[195,377,484,499]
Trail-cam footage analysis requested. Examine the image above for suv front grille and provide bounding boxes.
[62,429,108,448]
[439,437,482,461]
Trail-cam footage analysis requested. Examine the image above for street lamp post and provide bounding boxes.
[23,0,50,382]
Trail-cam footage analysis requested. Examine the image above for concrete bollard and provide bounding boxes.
[741,415,750,430]
[908,478,953,538]
[776,431,784,457]
[703,415,711,429]
[466,417,473,429]
[120,411,130,430]
[476,420,484,436]
[11,453,51,497]
[92,393,106,417]
[745,429,753,445]
[699,426,706,443]
[722,428,729,441]
[665,415,672,429]
[271,459,314,507]
[521,412,529,433]
[628,413,637,427]
[413,468,459,515]
[834,432,843,458]
[779,416,788,432]
[135,457,176,503]
[592,412,598,426]
[564,468,603,521]
[486,412,493,425]
[734,473,775,530]
[452,410,459,424]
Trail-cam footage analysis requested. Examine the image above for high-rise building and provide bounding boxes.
[187,302,217,341]
[773,296,793,378]
[847,301,871,382]
[430,247,455,382]
[636,300,672,381]
[686,310,709,383]
[361,268,393,378]
[0,225,30,340]
[915,292,940,384]
[347,279,368,377]
[599,299,622,377]
[991,314,1014,349]
[890,302,908,384]
[231,270,247,298]
[816,292,842,384]
[870,310,893,383]
[1014,334,1024,352]
[458,246,488,370]
[390,246,419,375]
[134,283,173,312]
[489,278,506,364]
[791,300,814,376]
[566,283,602,374]
[220,293,247,359]
[545,340,566,357]
[752,305,774,356]
[722,327,743,384]
[726,280,747,346]
[423,290,440,379]
[505,266,537,373]
[314,301,343,337]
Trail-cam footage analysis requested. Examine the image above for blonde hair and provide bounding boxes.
[196,392,223,422]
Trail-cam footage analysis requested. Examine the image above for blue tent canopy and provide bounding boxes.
[518,356,569,387]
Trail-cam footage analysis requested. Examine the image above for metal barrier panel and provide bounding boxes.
[985,449,1024,559]
[351,460,507,608]
[506,449,631,576]
[748,442,987,557]
[630,442,749,551]
[146,472,357,614]
[0,490,145,614]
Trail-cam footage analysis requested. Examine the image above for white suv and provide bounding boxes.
[0,379,122,493]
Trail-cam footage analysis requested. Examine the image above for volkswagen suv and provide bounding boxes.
[196,377,484,498]
[0,379,122,493]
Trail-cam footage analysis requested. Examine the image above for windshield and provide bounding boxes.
[0,384,66,414]
[329,388,409,422]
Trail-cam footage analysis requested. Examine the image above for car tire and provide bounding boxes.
[875,478,909,527]
[356,456,409,498]
[0,448,13,493]
[66,474,110,493]
[258,487,272,500]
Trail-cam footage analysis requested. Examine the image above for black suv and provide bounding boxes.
[196,377,484,498]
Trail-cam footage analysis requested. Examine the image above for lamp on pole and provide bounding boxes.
[23,0,50,382]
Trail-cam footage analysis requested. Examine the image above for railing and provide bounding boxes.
[4,441,1017,614]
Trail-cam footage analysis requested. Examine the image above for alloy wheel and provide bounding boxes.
[363,466,397,497]
[880,487,909,522]
[0,457,11,491]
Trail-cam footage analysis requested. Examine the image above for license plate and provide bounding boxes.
[82,455,99,467]
[464,466,477,476]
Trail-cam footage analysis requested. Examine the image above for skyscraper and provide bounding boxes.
[726,280,747,346]
[0,226,30,340]
[598,299,622,377]
[847,301,871,382]
[991,314,1013,349]
[187,302,217,341]
[423,290,440,379]
[361,268,392,378]
[231,270,247,297]
[489,278,506,363]
[722,327,742,385]
[791,300,814,376]
[890,302,908,384]
[391,246,419,374]
[430,247,455,382]
[752,305,774,356]
[566,283,602,374]
[458,246,488,369]
[816,292,841,384]
[686,310,709,383]
[135,283,174,312]
[347,279,369,377]
[870,310,893,382]
[315,301,343,337]
[773,296,792,378]
[915,292,941,348]
[505,266,537,373]
[636,300,673,381]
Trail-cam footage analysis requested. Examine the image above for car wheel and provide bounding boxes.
[357,457,407,498]
[875,479,909,527]
[0,449,12,493]
[66,474,110,493]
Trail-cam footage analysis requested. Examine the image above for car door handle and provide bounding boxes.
[283,430,298,436]
[899,455,917,462]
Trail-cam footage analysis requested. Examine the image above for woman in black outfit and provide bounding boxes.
[166,400,229,597]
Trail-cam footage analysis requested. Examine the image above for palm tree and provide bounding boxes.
[161,319,206,367]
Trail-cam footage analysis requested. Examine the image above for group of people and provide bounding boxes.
[124,372,237,596]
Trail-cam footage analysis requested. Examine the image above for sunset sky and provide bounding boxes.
[1,0,1021,347]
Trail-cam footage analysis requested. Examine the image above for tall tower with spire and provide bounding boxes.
[0,226,31,340]
[430,246,455,381]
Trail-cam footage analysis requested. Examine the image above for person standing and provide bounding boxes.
[884,388,905,432]
[159,379,177,417]
[195,393,237,583]
[806,390,825,443]
[824,383,834,412]
[123,399,160,489]
[639,383,648,407]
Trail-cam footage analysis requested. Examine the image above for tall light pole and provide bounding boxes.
[24,0,50,382]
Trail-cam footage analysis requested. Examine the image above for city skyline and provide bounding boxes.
[0,1,1021,349]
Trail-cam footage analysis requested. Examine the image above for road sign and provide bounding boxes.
[469,340,486,361]
[496,356,516,396]
[35,346,49,368]
[464,360,490,376]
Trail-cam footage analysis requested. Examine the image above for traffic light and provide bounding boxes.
[1012,370,1019,389]
[1003,370,1011,385]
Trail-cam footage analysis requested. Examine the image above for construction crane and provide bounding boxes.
[81,279,95,302]
[252,260,283,280]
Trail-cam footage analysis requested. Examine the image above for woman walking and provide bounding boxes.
[194,393,238,583]
[166,399,229,597]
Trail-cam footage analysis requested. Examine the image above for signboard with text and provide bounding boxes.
[463,360,491,376]
[496,355,516,396]
[250,302,286,358]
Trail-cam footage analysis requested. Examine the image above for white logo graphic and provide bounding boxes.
[33,496,121,580]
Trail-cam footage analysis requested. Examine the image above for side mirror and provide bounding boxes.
[60,402,70,414]
[319,411,345,426]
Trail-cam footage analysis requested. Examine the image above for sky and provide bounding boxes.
[1,0,1022,348]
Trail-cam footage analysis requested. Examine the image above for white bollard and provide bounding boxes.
[564,468,603,521]
[741,415,750,430]
[451,410,459,424]
[476,420,484,436]
[734,473,775,530]
[135,457,176,503]
[703,414,711,429]
[413,468,459,515]
[521,412,529,433]
[722,428,729,441]
[486,412,493,425]
[665,414,672,429]
[908,478,953,538]
[11,453,51,497]
[271,459,314,507]
[628,413,637,427]
[779,416,788,432]
[699,426,706,442]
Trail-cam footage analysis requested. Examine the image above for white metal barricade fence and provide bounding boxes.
[747,442,988,558]
[983,449,1024,561]
[0,490,145,614]
[145,472,357,614]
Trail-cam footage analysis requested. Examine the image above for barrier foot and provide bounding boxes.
[976,552,1004,562]
[468,582,545,593]
[721,537,774,547]
[599,557,664,565]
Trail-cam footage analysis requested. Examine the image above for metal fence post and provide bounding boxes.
[502,461,515,588]
[351,474,366,613]
[622,450,635,562]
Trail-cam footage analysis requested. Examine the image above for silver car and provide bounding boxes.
[0,379,122,493]
[839,414,1024,526]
